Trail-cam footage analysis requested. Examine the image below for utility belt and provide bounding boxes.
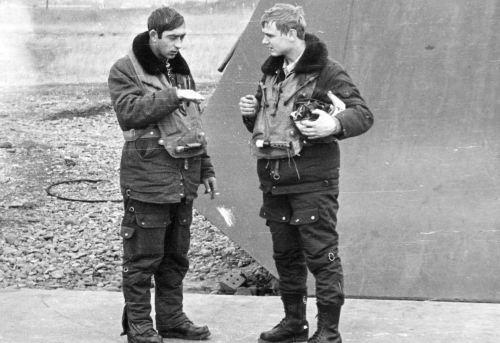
[123,126,161,141]
[122,125,205,155]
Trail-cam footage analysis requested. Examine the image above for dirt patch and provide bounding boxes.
[45,103,113,121]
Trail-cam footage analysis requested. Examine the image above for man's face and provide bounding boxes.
[151,23,186,61]
[262,22,291,57]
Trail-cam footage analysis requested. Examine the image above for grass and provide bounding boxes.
[0,7,254,86]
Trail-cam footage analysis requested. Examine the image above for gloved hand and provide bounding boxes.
[203,177,218,200]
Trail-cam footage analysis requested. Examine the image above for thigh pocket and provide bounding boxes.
[259,206,291,225]
[120,202,170,260]
[289,207,319,226]
[259,193,291,225]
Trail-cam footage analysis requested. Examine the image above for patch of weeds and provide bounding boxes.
[44,103,112,120]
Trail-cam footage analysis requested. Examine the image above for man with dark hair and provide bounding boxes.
[108,6,216,343]
[239,3,373,343]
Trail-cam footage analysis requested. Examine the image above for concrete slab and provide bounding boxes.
[0,288,499,343]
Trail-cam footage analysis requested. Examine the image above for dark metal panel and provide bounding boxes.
[197,0,500,301]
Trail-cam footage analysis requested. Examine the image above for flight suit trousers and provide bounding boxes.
[120,197,193,334]
[261,189,345,306]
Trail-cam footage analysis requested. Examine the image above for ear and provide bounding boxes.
[149,29,158,41]
[288,29,298,41]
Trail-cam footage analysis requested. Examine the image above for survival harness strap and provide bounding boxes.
[122,124,160,141]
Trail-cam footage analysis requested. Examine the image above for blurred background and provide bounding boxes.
[0,0,255,86]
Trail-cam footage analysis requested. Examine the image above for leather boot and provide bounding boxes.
[259,293,309,343]
[307,303,341,343]
[159,321,211,340]
[127,329,163,343]
[121,306,163,343]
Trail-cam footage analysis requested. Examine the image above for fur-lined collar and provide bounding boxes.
[261,33,329,75]
[132,31,191,76]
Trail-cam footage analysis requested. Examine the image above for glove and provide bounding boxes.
[203,177,218,200]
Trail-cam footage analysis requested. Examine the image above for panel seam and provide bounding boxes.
[342,0,356,64]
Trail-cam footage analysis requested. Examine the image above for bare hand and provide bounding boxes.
[294,109,340,139]
[176,89,205,103]
[203,177,218,200]
[239,95,258,116]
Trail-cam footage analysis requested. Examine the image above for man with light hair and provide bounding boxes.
[239,4,373,343]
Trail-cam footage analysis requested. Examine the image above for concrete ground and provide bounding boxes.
[0,288,499,343]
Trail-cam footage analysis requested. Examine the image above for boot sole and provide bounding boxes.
[127,339,163,343]
[161,331,211,340]
[258,337,308,343]
[127,334,163,343]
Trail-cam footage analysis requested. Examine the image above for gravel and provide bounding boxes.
[0,205,274,293]
[0,84,276,294]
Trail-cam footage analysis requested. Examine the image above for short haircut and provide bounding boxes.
[261,3,306,39]
[148,7,185,38]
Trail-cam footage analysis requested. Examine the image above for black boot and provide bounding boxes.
[307,304,341,343]
[121,305,163,343]
[259,293,309,343]
[127,329,163,343]
[159,321,211,340]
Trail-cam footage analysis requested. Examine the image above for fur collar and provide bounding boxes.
[132,31,191,76]
[261,33,329,75]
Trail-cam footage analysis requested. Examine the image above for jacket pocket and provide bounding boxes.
[289,207,319,226]
[135,138,163,159]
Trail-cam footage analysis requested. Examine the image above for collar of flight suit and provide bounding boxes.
[261,32,330,76]
[132,30,191,76]
[282,50,304,77]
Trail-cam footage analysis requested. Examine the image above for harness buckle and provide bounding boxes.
[328,252,336,262]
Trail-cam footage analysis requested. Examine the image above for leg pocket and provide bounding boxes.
[259,193,291,224]
[289,207,319,226]
[121,200,171,261]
